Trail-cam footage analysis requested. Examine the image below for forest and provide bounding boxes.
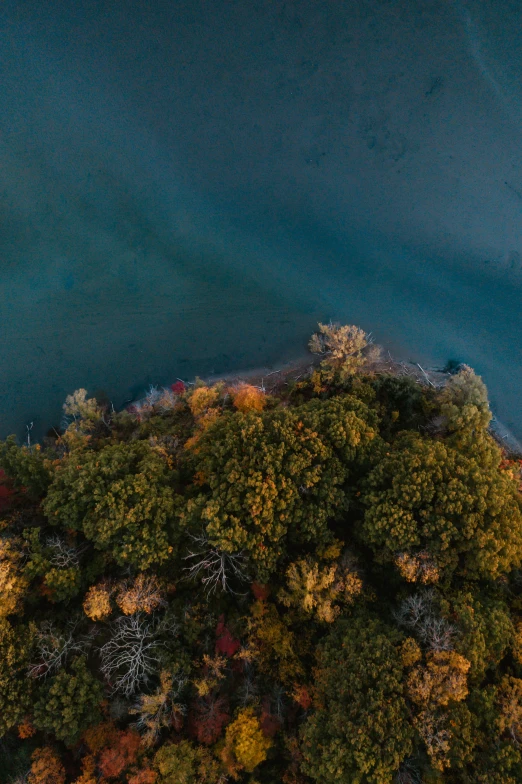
[1,323,522,783]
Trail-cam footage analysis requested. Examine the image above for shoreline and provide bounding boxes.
[127,347,522,458]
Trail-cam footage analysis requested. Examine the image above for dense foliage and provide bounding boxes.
[1,325,522,783]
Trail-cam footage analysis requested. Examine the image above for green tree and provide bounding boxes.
[43,566,82,602]
[438,365,491,434]
[0,436,52,500]
[246,599,305,685]
[43,441,179,569]
[0,618,34,736]
[360,432,522,580]
[33,655,103,745]
[300,615,413,783]
[462,685,522,784]
[153,740,221,784]
[184,396,380,579]
[20,528,84,602]
[371,374,431,437]
[278,552,362,623]
[440,591,514,682]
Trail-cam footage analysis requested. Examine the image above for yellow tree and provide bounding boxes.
[309,322,379,382]
[82,583,112,621]
[278,554,362,623]
[221,707,272,776]
[116,574,165,616]
[0,537,28,617]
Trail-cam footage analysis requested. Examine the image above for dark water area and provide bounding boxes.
[1,0,522,443]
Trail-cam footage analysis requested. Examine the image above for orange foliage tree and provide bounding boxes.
[28,747,66,784]
[116,574,165,616]
[99,729,142,779]
[232,385,266,413]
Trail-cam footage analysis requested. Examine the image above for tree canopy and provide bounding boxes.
[0,327,521,783]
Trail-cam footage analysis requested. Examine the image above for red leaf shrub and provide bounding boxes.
[292,684,312,711]
[251,582,270,601]
[189,695,230,745]
[260,696,281,738]
[215,615,240,657]
[0,470,14,511]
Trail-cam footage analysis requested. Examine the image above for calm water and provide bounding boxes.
[1,0,522,441]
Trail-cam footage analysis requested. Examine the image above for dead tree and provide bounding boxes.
[28,621,87,678]
[183,534,249,595]
[46,535,88,568]
[100,613,177,697]
[394,590,457,651]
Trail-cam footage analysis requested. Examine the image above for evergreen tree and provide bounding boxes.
[184,396,380,579]
[0,618,34,737]
[300,615,413,783]
[33,656,103,745]
[360,431,522,580]
[43,441,179,569]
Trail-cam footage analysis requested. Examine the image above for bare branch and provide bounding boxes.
[394,591,457,651]
[45,535,88,568]
[395,757,423,784]
[130,669,188,745]
[183,534,249,595]
[236,661,259,707]
[100,613,177,697]
[393,590,436,629]
[418,617,457,652]
[416,363,436,388]
[28,621,88,678]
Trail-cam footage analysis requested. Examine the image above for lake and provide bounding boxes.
[1,0,522,443]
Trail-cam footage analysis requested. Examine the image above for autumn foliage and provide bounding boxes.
[1,327,522,783]
[215,614,240,657]
[222,707,272,775]
[28,747,66,784]
[232,384,266,413]
[83,582,112,621]
[98,730,142,778]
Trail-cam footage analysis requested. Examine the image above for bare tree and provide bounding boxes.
[236,660,259,707]
[418,617,457,652]
[394,590,457,652]
[393,590,436,629]
[183,534,249,595]
[136,385,179,417]
[28,621,87,679]
[270,683,288,721]
[145,385,162,407]
[100,613,177,697]
[46,535,88,568]
[395,758,423,784]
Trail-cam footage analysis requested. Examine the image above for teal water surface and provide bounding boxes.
[1,0,522,440]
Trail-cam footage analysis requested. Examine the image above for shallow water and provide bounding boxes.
[1,0,522,441]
